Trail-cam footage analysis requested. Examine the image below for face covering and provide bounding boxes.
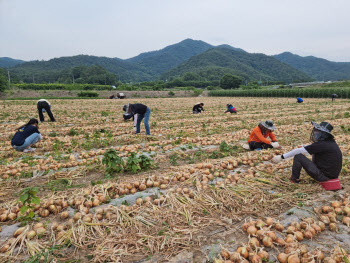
[310,128,329,142]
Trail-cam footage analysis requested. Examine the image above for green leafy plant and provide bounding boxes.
[68,128,79,136]
[18,187,40,223]
[139,154,154,170]
[125,152,141,173]
[102,149,124,176]
[169,152,179,166]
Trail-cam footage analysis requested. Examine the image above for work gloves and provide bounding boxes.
[271,142,280,148]
[271,155,283,163]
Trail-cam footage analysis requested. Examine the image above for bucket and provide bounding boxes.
[320,178,342,191]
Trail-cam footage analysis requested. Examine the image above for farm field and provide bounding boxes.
[0,97,350,263]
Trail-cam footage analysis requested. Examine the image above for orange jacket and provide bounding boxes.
[248,126,277,144]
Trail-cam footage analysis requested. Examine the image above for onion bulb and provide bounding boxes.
[237,246,249,258]
[33,222,44,231]
[331,201,342,208]
[294,231,304,241]
[342,216,350,227]
[322,206,332,214]
[13,227,26,237]
[329,223,338,232]
[26,230,36,239]
[277,253,288,263]
[266,217,274,226]
[247,225,258,235]
[220,249,230,260]
[60,211,69,219]
[275,223,284,232]
[249,237,260,248]
[0,244,9,253]
[258,250,269,261]
[36,227,46,235]
[262,236,273,247]
[242,222,250,232]
[287,254,300,263]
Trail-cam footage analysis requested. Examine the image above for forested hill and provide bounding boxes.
[0,57,26,68]
[125,39,215,77]
[161,47,313,82]
[8,55,152,83]
[274,52,350,81]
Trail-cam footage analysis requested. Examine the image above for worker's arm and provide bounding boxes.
[269,132,277,142]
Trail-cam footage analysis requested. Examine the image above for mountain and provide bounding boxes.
[0,57,26,68]
[125,39,214,77]
[274,52,350,81]
[9,55,152,83]
[161,47,313,82]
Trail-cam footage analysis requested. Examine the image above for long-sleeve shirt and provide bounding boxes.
[129,104,147,115]
[193,104,204,112]
[247,126,277,145]
[11,125,40,146]
[282,140,342,179]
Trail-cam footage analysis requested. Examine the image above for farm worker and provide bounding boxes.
[242,120,280,151]
[123,105,138,132]
[224,104,237,114]
[11,119,43,152]
[296,97,303,103]
[331,94,337,101]
[123,103,151,135]
[271,121,342,190]
[37,99,55,122]
[193,103,204,114]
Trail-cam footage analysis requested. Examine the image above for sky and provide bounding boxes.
[1,0,350,62]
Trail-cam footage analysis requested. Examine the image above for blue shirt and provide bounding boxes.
[11,125,40,146]
[297,98,303,102]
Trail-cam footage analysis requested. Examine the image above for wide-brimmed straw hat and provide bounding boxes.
[311,121,334,136]
[259,120,276,131]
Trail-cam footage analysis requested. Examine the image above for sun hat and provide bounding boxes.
[259,120,276,131]
[311,121,334,135]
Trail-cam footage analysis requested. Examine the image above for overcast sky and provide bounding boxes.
[1,0,350,62]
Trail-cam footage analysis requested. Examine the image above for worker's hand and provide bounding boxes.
[271,155,282,164]
[271,142,280,148]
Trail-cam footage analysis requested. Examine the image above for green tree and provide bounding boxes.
[220,74,242,89]
[183,72,200,81]
[0,68,7,92]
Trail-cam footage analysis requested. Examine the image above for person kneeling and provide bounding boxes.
[271,121,342,190]
[242,120,280,151]
[11,119,43,152]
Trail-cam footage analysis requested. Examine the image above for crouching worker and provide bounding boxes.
[242,120,280,151]
[271,121,342,190]
[37,99,55,122]
[297,97,303,103]
[11,119,43,152]
[193,103,204,114]
[225,104,237,114]
[123,103,151,135]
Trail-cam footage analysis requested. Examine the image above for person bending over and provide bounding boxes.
[37,99,55,122]
[225,104,237,114]
[193,103,204,114]
[123,103,151,135]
